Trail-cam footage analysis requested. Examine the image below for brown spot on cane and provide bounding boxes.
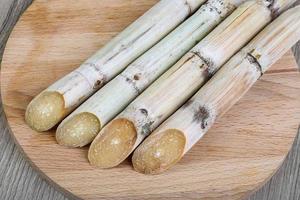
[140,108,148,116]
[81,65,107,89]
[192,59,213,81]
[202,65,214,80]
[123,74,141,94]
[133,74,140,81]
[93,80,103,89]
[193,106,210,130]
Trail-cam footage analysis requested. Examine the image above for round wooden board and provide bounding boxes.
[1,0,300,199]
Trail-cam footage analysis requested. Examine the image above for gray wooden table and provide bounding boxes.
[0,0,300,199]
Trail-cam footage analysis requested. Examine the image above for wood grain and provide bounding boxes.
[0,0,300,199]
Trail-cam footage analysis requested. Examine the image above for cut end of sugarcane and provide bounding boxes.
[25,91,66,132]
[88,118,137,168]
[56,112,101,147]
[132,129,186,175]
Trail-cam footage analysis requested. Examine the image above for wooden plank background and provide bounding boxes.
[0,0,299,199]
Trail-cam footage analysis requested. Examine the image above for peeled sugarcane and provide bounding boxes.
[56,0,247,148]
[132,6,300,174]
[88,0,293,168]
[25,0,206,132]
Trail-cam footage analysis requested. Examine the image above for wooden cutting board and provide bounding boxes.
[1,0,300,199]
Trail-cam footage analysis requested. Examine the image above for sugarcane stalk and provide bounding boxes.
[56,0,245,148]
[132,6,300,174]
[88,0,291,168]
[25,0,206,132]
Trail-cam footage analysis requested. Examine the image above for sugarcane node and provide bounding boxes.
[191,50,215,69]
[203,66,214,80]
[81,64,107,89]
[192,106,211,130]
[209,0,222,13]
[208,0,233,16]
[246,53,264,76]
[197,62,213,80]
